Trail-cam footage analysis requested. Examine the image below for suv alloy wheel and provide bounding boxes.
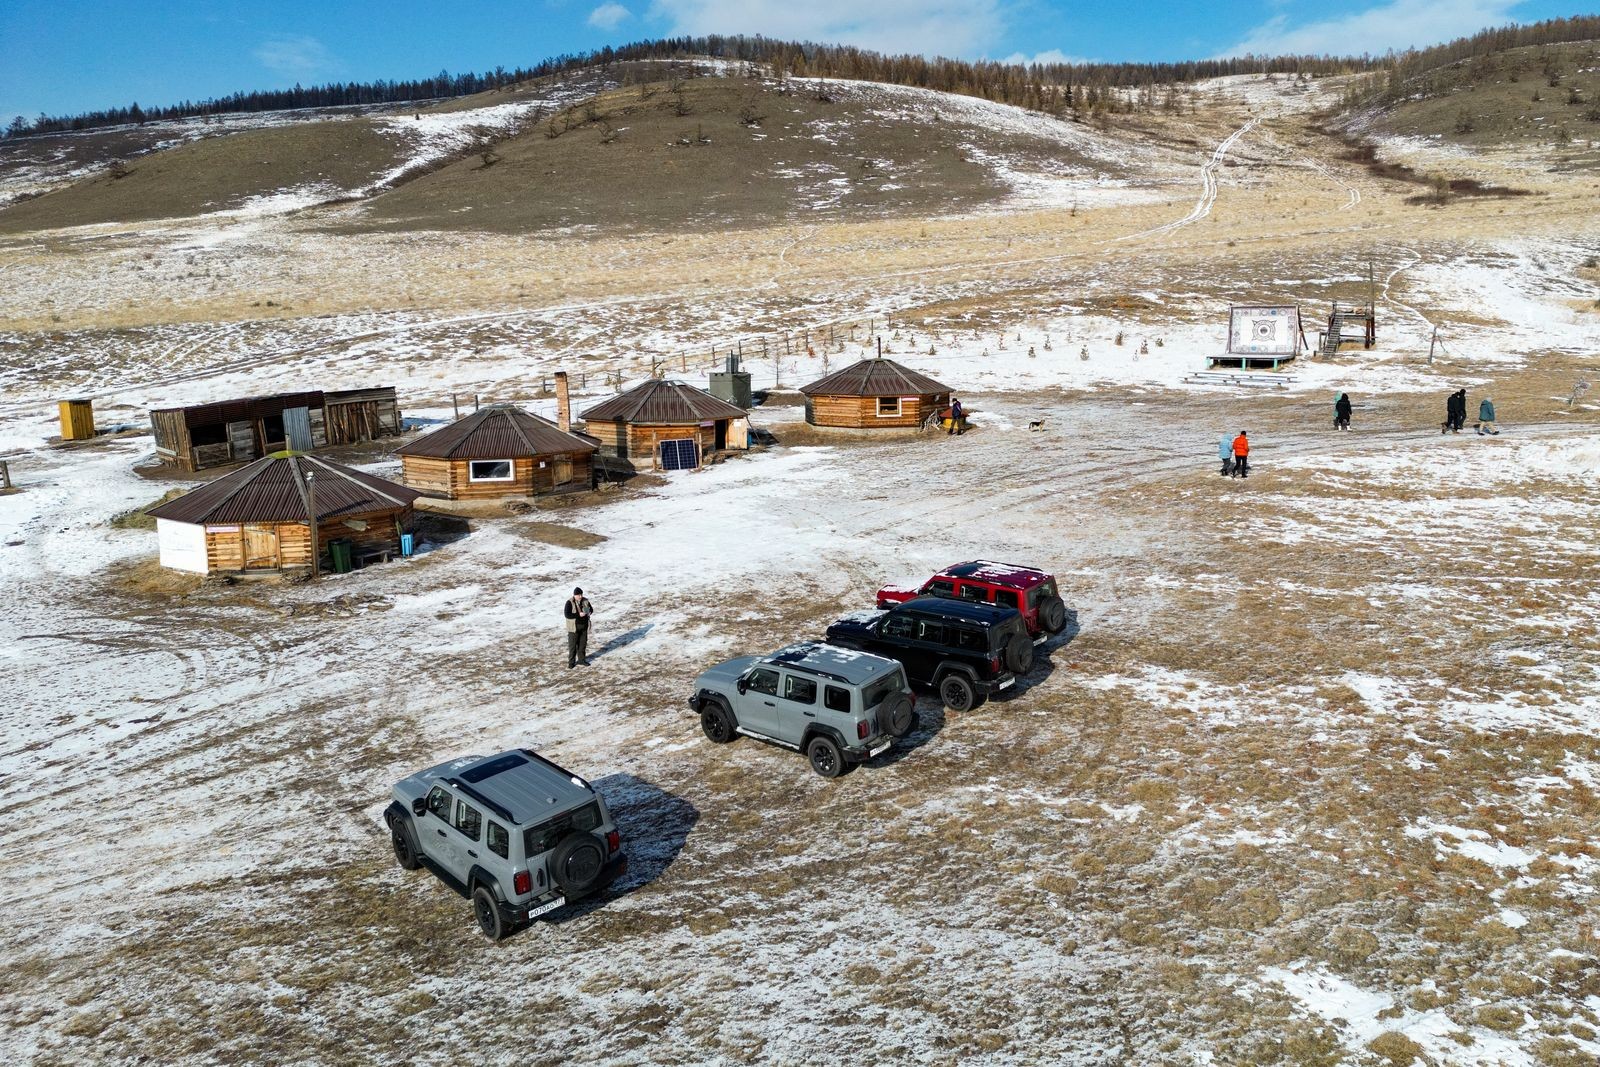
[700,701,736,743]
[473,885,508,941]
[806,735,847,778]
[390,821,422,871]
[940,673,978,712]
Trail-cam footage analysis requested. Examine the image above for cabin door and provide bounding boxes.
[243,525,280,570]
[552,456,574,486]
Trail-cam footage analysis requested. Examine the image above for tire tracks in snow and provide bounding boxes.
[1111,117,1260,243]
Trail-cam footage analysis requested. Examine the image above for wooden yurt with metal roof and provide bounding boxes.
[146,454,420,574]
[799,358,951,429]
[396,405,597,500]
[579,379,749,471]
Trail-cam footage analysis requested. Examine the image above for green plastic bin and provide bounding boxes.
[328,538,353,574]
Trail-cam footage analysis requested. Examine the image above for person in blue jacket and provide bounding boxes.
[1477,397,1499,435]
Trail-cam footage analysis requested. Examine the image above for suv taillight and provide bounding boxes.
[606,830,620,854]
[513,870,531,895]
[990,655,1002,672]
[857,720,870,740]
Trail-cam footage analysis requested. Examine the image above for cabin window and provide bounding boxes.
[468,459,514,482]
[876,396,901,417]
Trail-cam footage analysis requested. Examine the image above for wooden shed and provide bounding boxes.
[58,398,96,441]
[396,405,598,499]
[579,379,749,471]
[799,358,951,430]
[149,387,401,471]
[146,454,420,574]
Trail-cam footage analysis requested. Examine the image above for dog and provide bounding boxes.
[1028,418,1047,432]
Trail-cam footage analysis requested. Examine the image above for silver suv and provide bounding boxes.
[688,643,917,778]
[385,749,627,941]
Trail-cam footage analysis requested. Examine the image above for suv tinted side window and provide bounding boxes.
[426,786,452,820]
[746,667,780,695]
[915,618,945,644]
[882,614,915,638]
[995,590,1019,610]
[781,673,817,704]
[824,685,851,712]
[959,584,989,602]
[487,821,510,859]
[954,627,986,651]
[926,579,956,596]
[453,800,483,841]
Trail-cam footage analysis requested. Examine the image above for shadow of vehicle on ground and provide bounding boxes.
[543,773,698,924]
[867,702,947,768]
[994,608,1081,702]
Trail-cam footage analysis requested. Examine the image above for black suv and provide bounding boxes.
[823,596,1034,712]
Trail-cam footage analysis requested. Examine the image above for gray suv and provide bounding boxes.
[385,749,627,941]
[688,643,917,778]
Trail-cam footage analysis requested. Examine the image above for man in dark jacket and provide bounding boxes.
[1335,393,1352,431]
[564,587,593,668]
[1444,389,1467,433]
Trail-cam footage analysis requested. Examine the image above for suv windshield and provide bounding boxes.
[524,800,603,857]
[862,670,904,709]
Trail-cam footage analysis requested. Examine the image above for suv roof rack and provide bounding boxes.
[518,748,590,790]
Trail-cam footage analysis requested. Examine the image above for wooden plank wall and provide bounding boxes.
[151,410,194,468]
[201,508,410,572]
[402,455,591,499]
[806,392,946,429]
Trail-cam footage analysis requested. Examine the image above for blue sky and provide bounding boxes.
[0,0,1583,121]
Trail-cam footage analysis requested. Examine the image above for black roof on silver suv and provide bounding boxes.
[428,750,595,825]
[763,642,902,685]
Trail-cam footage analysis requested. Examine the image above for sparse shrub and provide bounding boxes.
[738,100,765,126]
[1583,256,1598,268]
[1475,1004,1525,1031]
[1532,89,1542,102]
[1454,110,1475,134]
[1368,1031,1424,1065]
[1554,125,1573,145]
[1585,103,1600,122]
[1568,87,1584,106]
[1114,330,1124,346]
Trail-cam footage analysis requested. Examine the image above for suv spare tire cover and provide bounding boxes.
[1005,633,1034,674]
[549,832,608,895]
[1041,597,1066,634]
[878,694,915,738]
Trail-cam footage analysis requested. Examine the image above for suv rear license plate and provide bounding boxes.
[997,677,1015,690]
[527,896,566,919]
[868,740,891,757]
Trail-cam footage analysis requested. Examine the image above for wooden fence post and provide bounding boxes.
[0,460,10,490]
[306,470,320,578]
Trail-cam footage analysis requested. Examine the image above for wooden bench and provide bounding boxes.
[354,547,392,569]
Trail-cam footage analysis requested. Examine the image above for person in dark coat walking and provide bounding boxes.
[1443,389,1467,433]
[1335,393,1352,431]
[947,397,964,435]
[564,587,593,668]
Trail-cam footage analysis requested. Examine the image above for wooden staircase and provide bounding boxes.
[1320,301,1376,356]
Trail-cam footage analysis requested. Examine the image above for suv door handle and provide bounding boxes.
[763,700,775,706]
[467,850,478,858]
[436,829,446,837]
[803,711,816,718]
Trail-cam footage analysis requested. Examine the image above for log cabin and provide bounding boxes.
[799,358,951,430]
[147,453,420,574]
[579,379,749,472]
[149,387,401,471]
[396,405,598,500]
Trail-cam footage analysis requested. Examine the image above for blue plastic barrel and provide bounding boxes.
[400,533,414,557]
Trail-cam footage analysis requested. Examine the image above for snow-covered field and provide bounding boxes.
[3,72,1600,1065]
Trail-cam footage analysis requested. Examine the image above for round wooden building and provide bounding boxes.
[397,405,597,500]
[799,358,951,430]
[580,379,749,472]
[147,453,420,574]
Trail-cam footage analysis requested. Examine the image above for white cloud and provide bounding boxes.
[1221,0,1520,57]
[1001,49,1092,67]
[647,0,1005,58]
[254,35,337,79]
[588,3,633,30]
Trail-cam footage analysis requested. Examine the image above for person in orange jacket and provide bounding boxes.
[1231,431,1250,478]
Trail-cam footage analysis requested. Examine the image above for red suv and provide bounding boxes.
[877,561,1068,639]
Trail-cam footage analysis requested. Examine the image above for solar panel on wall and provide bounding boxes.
[659,439,699,471]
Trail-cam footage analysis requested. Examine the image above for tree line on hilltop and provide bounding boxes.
[8,17,1600,139]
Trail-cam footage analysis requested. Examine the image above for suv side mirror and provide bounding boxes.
[411,797,426,817]
[736,677,748,694]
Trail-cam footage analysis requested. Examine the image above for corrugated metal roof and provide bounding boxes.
[395,405,597,460]
[148,391,326,427]
[798,358,950,397]
[579,379,746,425]
[146,454,421,525]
